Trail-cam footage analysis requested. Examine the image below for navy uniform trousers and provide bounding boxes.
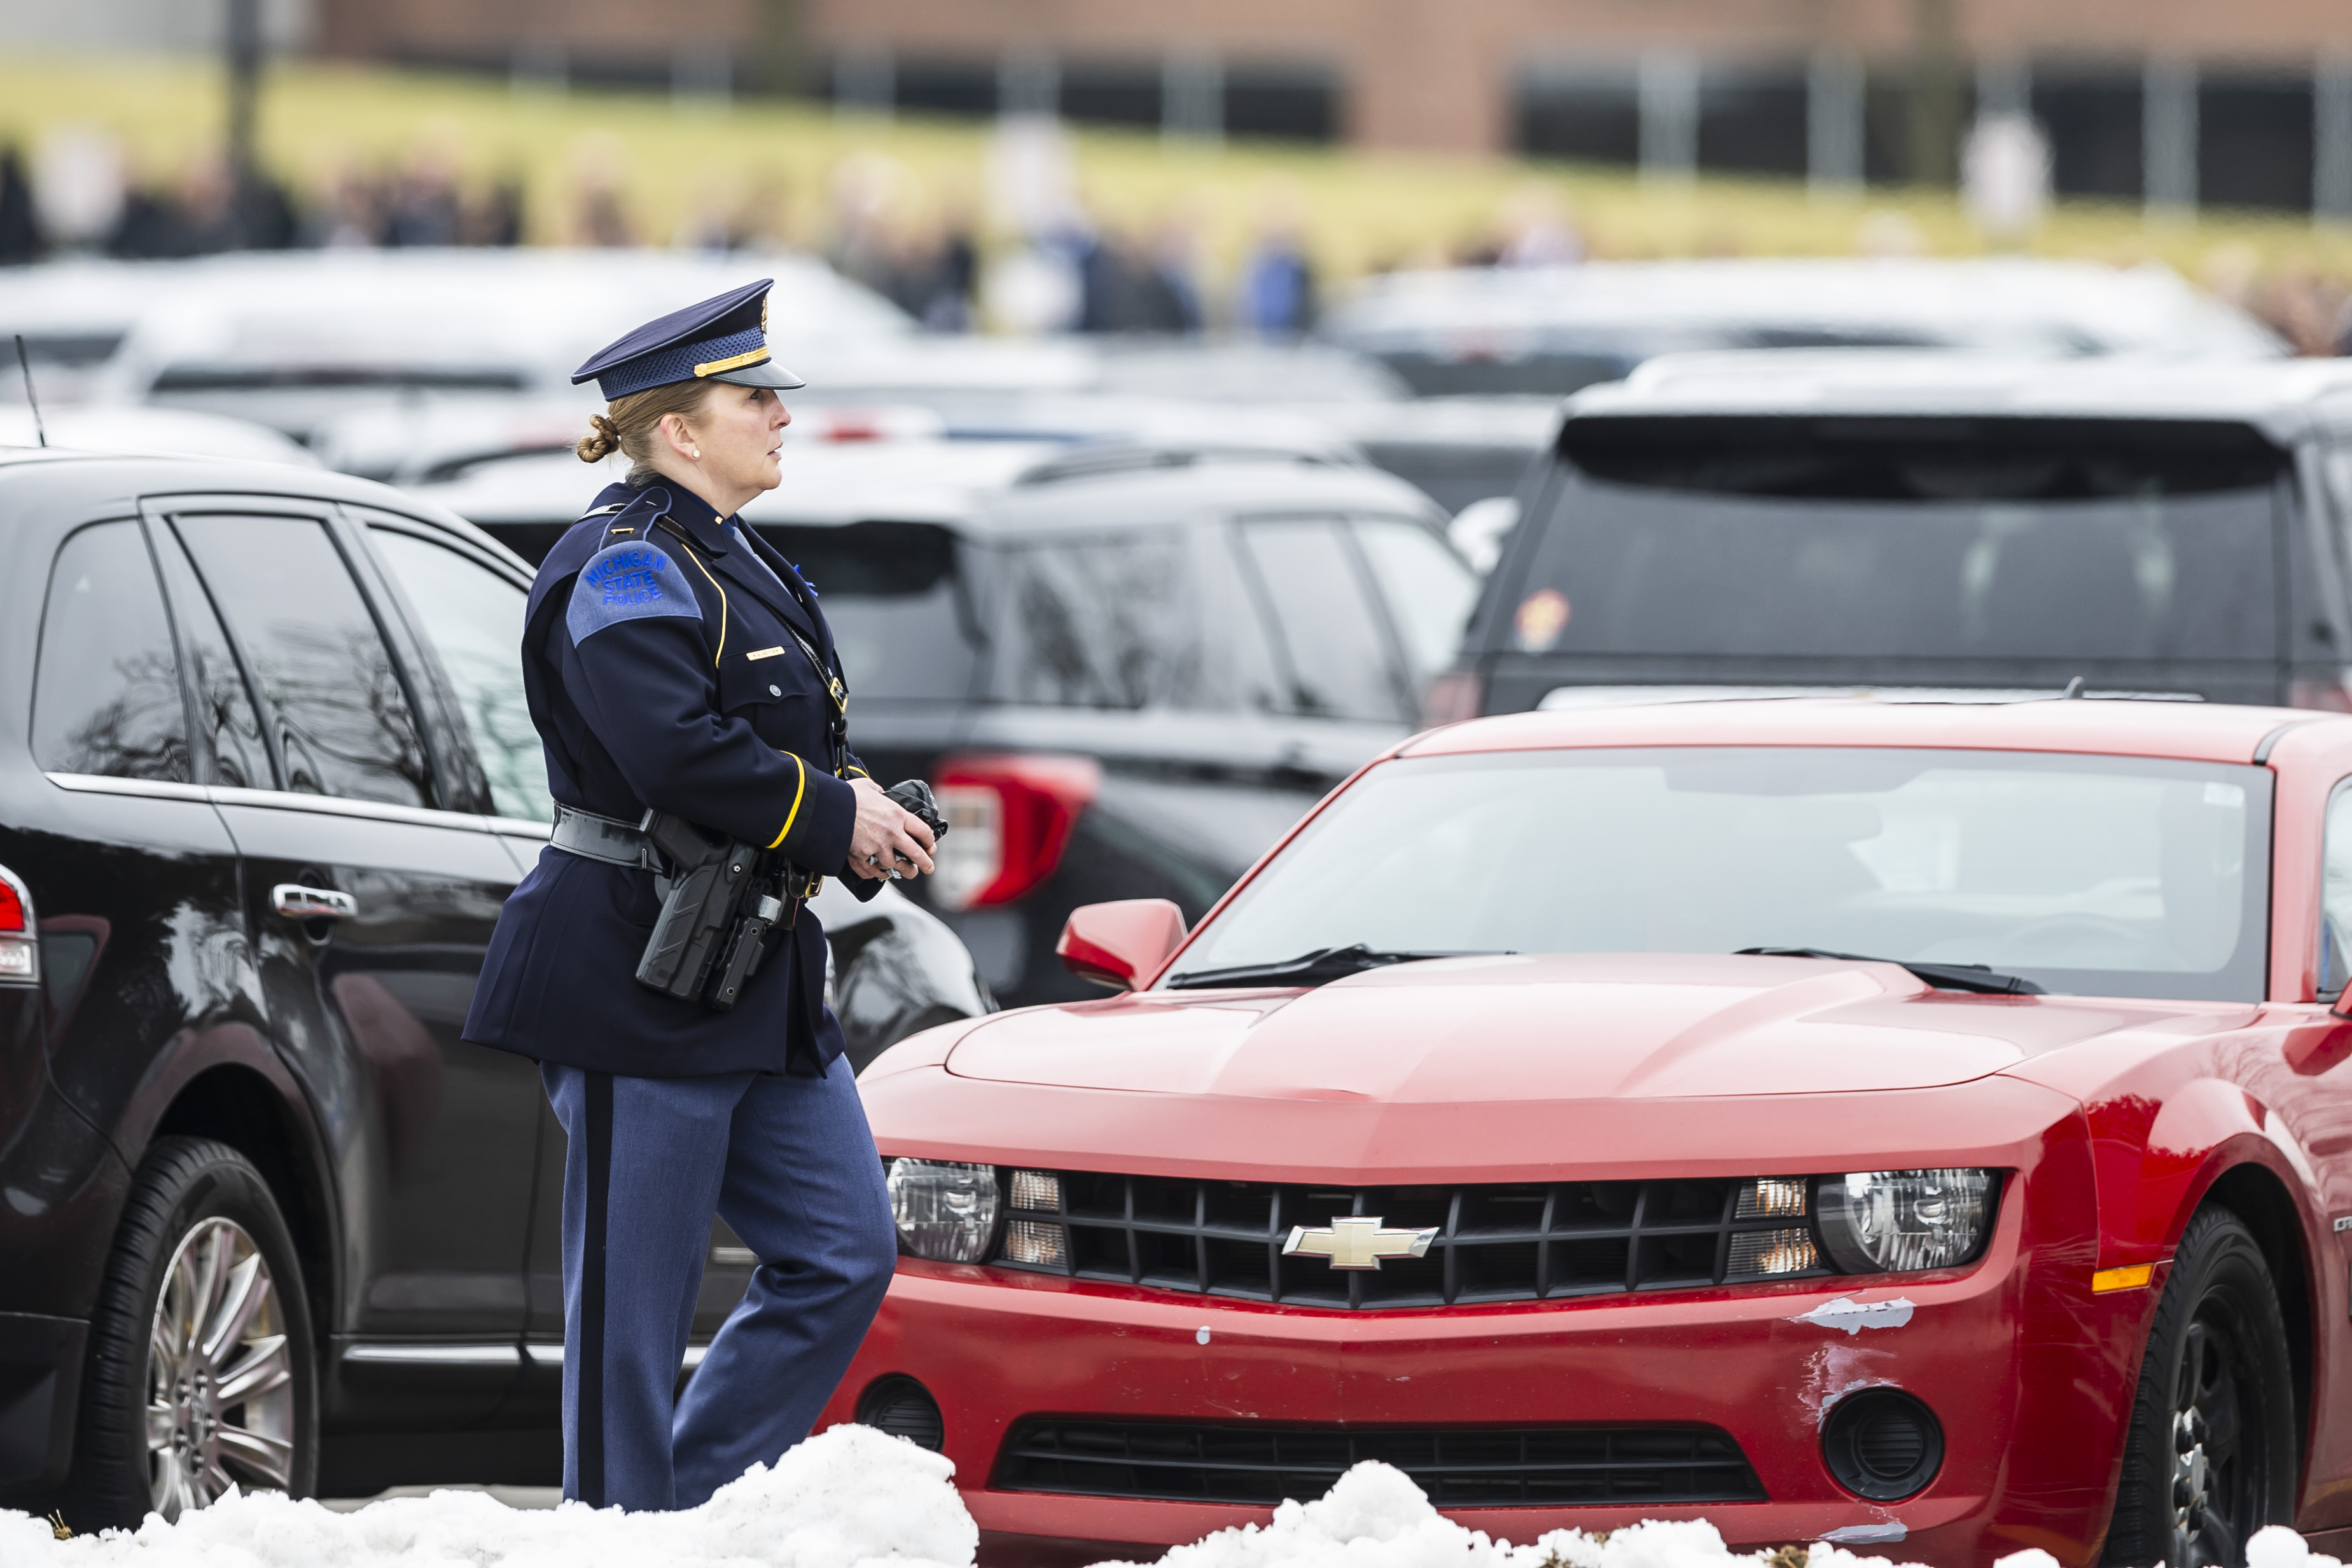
[542,1056,895,1511]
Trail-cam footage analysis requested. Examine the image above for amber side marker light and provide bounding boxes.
[2092,1264,2154,1293]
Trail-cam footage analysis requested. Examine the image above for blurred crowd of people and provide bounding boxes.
[3,127,2350,352]
[0,139,521,260]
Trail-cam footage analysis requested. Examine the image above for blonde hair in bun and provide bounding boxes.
[574,379,721,485]
[574,413,623,462]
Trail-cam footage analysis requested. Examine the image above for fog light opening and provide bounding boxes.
[1822,1387,1943,1501]
[1003,1218,1069,1268]
[1728,1226,1819,1277]
[856,1374,945,1452]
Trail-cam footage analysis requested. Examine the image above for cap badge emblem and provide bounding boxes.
[1282,1216,1438,1271]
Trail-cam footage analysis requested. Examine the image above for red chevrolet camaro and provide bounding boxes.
[821,700,2352,1568]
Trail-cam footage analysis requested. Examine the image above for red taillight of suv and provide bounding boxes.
[932,754,1102,911]
[0,866,38,985]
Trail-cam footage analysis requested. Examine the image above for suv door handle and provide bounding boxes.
[273,884,358,921]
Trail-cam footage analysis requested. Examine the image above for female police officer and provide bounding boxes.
[462,280,935,1512]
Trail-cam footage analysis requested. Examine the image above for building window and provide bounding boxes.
[1225,66,1338,142]
[1515,69,1640,164]
[1697,67,1809,177]
[2033,71,2145,198]
[1062,62,1163,130]
[2202,76,2314,211]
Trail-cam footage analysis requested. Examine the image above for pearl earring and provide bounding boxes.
[691,448,701,458]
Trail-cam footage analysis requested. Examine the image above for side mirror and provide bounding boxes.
[1056,899,1187,992]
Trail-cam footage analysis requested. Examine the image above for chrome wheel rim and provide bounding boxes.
[145,1217,295,1519]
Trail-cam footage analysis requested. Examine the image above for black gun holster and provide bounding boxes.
[634,812,797,1011]
[631,779,945,1011]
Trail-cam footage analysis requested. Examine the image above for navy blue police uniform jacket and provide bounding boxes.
[462,480,885,1078]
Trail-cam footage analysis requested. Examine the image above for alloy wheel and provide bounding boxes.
[2169,1313,2255,1567]
[144,1216,296,1519]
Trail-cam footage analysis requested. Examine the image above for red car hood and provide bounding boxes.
[945,953,2221,1102]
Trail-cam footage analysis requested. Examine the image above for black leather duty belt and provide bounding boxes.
[548,805,650,869]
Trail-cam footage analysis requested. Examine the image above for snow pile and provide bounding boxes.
[2253,1526,2351,1568]
[3,1433,2336,1568]
[0,1424,975,1568]
[1089,1460,2318,1568]
[1094,1464,1758,1568]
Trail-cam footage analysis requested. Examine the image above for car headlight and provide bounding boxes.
[1818,1169,1996,1273]
[887,1158,1001,1262]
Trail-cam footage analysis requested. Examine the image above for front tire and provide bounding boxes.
[63,1137,316,1528]
[2103,1205,2296,1567]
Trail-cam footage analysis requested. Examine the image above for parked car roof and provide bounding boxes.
[0,256,175,403]
[407,433,1400,535]
[979,454,1447,534]
[1413,693,2320,767]
[1323,258,2287,396]
[1330,258,2285,359]
[0,447,524,564]
[1571,350,2352,440]
[0,405,318,466]
[67,249,911,436]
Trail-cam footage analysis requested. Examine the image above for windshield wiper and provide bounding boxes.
[1736,947,2045,996]
[1165,944,1503,991]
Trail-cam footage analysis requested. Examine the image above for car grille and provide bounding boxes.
[994,1420,1767,1507]
[991,1172,1830,1308]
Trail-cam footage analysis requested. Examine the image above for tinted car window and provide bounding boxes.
[174,513,433,807]
[1237,519,1404,722]
[989,532,1199,710]
[756,522,976,704]
[370,528,551,822]
[32,522,191,782]
[1353,517,1478,684]
[153,529,272,789]
[1512,419,2284,662]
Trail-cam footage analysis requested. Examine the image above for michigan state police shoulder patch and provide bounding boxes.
[566,541,702,643]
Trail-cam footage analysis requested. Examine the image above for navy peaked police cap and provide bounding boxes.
[572,278,806,399]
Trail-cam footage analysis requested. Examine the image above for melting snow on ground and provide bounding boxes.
[2,1424,2341,1568]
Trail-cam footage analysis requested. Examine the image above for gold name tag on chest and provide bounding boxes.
[746,646,786,661]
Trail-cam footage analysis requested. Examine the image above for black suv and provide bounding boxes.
[0,450,983,1525]
[1436,354,2352,719]
[418,443,1477,1007]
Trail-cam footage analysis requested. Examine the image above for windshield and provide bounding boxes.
[1510,419,2285,662]
[1169,747,2272,1002]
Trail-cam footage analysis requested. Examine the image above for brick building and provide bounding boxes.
[111,0,2352,214]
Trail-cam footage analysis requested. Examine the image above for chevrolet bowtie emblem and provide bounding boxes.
[1282,1216,1438,1271]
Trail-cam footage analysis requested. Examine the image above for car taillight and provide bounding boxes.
[932,754,1101,912]
[2291,673,2352,712]
[0,866,38,985]
[1421,668,1486,727]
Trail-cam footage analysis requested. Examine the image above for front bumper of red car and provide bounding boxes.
[817,1184,2150,1568]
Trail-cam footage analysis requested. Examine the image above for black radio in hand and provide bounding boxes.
[885,779,949,846]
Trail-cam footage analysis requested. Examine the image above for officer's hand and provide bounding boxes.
[849,776,936,878]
